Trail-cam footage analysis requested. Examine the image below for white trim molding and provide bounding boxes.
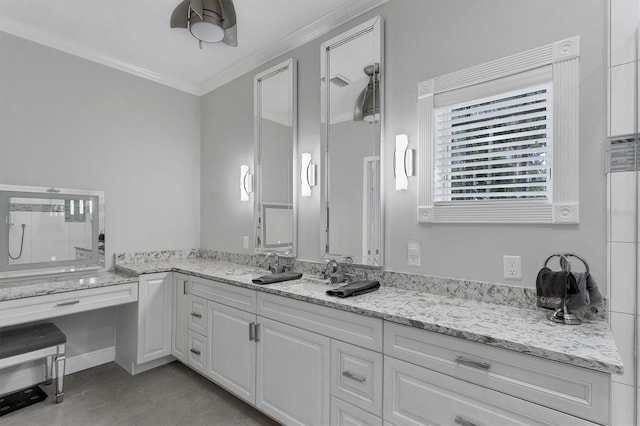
[417,36,580,224]
[0,0,388,96]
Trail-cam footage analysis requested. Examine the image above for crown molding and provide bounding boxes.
[0,0,387,97]
[197,0,388,96]
[0,16,201,95]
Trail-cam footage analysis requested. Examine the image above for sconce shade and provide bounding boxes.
[241,165,252,201]
[395,134,413,191]
[301,153,316,197]
[354,63,380,123]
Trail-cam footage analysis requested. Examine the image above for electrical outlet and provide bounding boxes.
[243,236,249,250]
[503,255,522,280]
[408,240,421,267]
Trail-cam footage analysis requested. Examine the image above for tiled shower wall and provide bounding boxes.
[609,0,640,424]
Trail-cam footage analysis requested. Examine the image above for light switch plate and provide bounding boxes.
[243,236,249,250]
[408,240,421,267]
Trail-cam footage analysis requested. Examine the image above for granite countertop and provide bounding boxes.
[0,271,138,301]
[117,258,623,375]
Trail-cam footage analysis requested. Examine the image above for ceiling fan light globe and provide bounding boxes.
[189,13,225,42]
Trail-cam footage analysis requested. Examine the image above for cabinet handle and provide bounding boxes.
[190,348,201,356]
[255,323,261,342]
[183,280,187,295]
[57,300,80,306]
[191,312,202,318]
[454,416,478,426]
[249,322,255,341]
[455,356,491,370]
[342,370,366,383]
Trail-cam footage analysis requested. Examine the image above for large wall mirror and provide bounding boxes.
[254,58,298,256]
[0,184,105,278]
[321,17,383,267]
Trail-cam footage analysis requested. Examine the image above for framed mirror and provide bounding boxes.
[0,184,105,278]
[320,16,383,267]
[254,58,298,256]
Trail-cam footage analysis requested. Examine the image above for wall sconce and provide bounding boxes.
[300,153,316,197]
[240,164,252,201]
[394,134,414,191]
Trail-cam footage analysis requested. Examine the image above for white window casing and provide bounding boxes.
[417,36,580,224]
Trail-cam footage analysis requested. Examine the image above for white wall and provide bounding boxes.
[201,0,607,290]
[0,32,202,265]
[0,31,201,389]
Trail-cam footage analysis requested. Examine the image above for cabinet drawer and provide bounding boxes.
[187,330,207,375]
[187,295,207,335]
[0,283,138,328]
[257,292,382,351]
[331,340,382,416]
[384,321,609,425]
[331,396,382,426]
[384,356,597,426]
[189,277,256,313]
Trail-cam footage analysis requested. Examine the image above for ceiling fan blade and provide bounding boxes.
[189,0,204,20]
[220,0,237,46]
[222,25,237,47]
[219,0,236,29]
[170,0,190,28]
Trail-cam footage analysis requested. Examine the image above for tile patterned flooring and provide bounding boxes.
[0,362,280,425]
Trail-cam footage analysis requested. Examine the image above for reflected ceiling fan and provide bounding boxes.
[170,0,237,48]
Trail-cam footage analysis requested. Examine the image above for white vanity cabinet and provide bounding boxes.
[255,316,331,426]
[206,300,256,404]
[136,272,173,363]
[383,321,608,426]
[115,272,174,374]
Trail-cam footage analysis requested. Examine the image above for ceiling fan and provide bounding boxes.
[170,0,237,48]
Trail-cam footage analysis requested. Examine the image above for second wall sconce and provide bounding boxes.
[394,134,414,191]
[300,153,316,197]
[241,164,253,201]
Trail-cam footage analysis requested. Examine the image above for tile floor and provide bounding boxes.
[0,361,280,425]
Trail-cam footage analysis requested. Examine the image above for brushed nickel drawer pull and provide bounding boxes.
[342,370,366,383]
[191,312,202,318]
[190,348,201,356]
[249,322,255,341]
[455,356,491,370]
[255,323,261,342]
[454,415,478,426]
[57,300,80,306]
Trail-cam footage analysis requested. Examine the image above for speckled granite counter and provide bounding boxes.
[116,258,623,375]
[0,271,138,301]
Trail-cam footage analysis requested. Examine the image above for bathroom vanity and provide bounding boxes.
[104,256,620,426]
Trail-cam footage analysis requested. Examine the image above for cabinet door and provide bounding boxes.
[171,274,188,363]
[256,316,330,426]
[206,301,256,405]
[137,272,172,364]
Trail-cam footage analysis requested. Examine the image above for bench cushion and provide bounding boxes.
[0,322,66,359]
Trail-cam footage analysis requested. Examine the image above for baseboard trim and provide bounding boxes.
[0,346,115,395]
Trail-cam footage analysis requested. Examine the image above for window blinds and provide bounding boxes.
[434,82,553,202]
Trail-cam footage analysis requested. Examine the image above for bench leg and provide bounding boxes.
[44,355,53,385]
[55,344,66,403]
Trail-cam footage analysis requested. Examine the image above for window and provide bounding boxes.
[418,37,579,224]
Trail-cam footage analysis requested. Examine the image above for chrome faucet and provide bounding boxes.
[265,253,280,274]
[323,259,339,279]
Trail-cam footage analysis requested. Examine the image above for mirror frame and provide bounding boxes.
[320,16,384,267]
[253,58,298,257]
[0,184,105,279]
